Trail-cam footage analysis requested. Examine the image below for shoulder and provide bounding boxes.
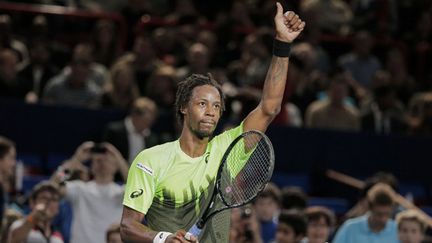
[340,215,367,230]
[132,140,177,170]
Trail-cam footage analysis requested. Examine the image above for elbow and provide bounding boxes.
[261,103,282,118]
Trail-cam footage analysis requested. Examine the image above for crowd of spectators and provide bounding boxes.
[1,0,432,242]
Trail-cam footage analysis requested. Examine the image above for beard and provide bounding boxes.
[189,122,214,140]
[192,127,213,140]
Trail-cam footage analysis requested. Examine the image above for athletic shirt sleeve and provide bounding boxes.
[123,150,159,215]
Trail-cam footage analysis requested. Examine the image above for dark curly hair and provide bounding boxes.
[175,73,225,124]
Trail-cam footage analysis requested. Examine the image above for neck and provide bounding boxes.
[368,217,385,233]
[179,126,209,158]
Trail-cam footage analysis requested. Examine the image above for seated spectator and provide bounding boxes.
[344,172,399,220]
[361,82,407,135]
[253,182,281,243]
[0,49,26,99]
[102,97,161,162]
[302,206,336,243]
[18,41,58,103]
[0,14,30,70]
[229,207,262,243]
[8,181,63,243]
[43,43,103,108]
[396,209,426,243]
[337,31,381,88]
[0,136,16,227]
[305,73,360,131]
[300,0,352,36]
[101,60,139,111]
[281,186,308,211]
[51,141,128,243]
[106,223,123,243]
[332,183,399,243]
[273,210,307,243]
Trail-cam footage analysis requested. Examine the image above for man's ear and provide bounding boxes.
[180,107,187,114]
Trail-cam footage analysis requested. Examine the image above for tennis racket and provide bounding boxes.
[186,129,275,239]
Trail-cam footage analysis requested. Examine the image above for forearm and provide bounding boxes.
[120,218,158,243]
[9,219,33,243]
[118,160,129,182]
[260,56,289,117]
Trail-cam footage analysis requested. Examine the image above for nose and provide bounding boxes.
[205,105,216,117]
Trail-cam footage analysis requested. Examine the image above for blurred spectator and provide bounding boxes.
[338,31,381,87]
[106,223,123,243]
[146,66,177,112]
[176,43,212,81]
[151,27,183,66]
[1,209,22,243]
[305,73,360,131]
[301,0,353,36]
[344,171,399,220]
[281,186,308,211]
[43,43,103,108]
[116,35,162,95]
[0,14,30,71]
[8,181,63,243]
[396,209,426,243]
[302,206,335,243]
[101,60,139,111]
[384,48,416,106]
[229,206,263,243]
[350,0,398,35]
[273,210,307,243]
[0,136,16,231]
[52,141,127,243]
[361,80,407,135]
[332,183,399,243]
[18,41,58,103]
[0,48,26,99]
[409,93,432,136]
[253,183,281,243]
[102,97,160,162]
[91,19,121,68]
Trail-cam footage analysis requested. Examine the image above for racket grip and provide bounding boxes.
[187,224,202,239]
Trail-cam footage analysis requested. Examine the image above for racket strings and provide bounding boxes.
[220,133,272,206]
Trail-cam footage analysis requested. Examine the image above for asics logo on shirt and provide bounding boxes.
[130,189,144,198]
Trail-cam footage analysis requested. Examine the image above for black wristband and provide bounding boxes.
[273,39,292,57]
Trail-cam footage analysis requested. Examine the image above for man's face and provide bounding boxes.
[369,204,393,231]
[398,220,424,243]
[91,153,117,177]
[307,216,331,243]
[0,147,16,178]
[254,197,279,222]
[30,190,60,220]
[183,85,222,139]
[275,223,302,243]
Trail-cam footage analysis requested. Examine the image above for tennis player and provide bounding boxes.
[120,3,305,243]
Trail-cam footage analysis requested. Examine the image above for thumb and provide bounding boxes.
[275,2,284,17]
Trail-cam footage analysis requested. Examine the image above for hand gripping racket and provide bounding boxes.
[186,130,275,239]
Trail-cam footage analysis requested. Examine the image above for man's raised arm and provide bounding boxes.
[243,2,305,132]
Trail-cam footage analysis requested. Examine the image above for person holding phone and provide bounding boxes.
[52,141,128,243]
[8,181,63,243]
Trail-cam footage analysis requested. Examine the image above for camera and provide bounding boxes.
[90,143,107,154]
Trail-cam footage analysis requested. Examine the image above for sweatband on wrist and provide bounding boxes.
[153,231,173,243]
[273,39,292,57]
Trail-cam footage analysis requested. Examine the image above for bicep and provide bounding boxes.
[243,104,275,133]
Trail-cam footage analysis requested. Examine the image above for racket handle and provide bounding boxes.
[187,224,202,239]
